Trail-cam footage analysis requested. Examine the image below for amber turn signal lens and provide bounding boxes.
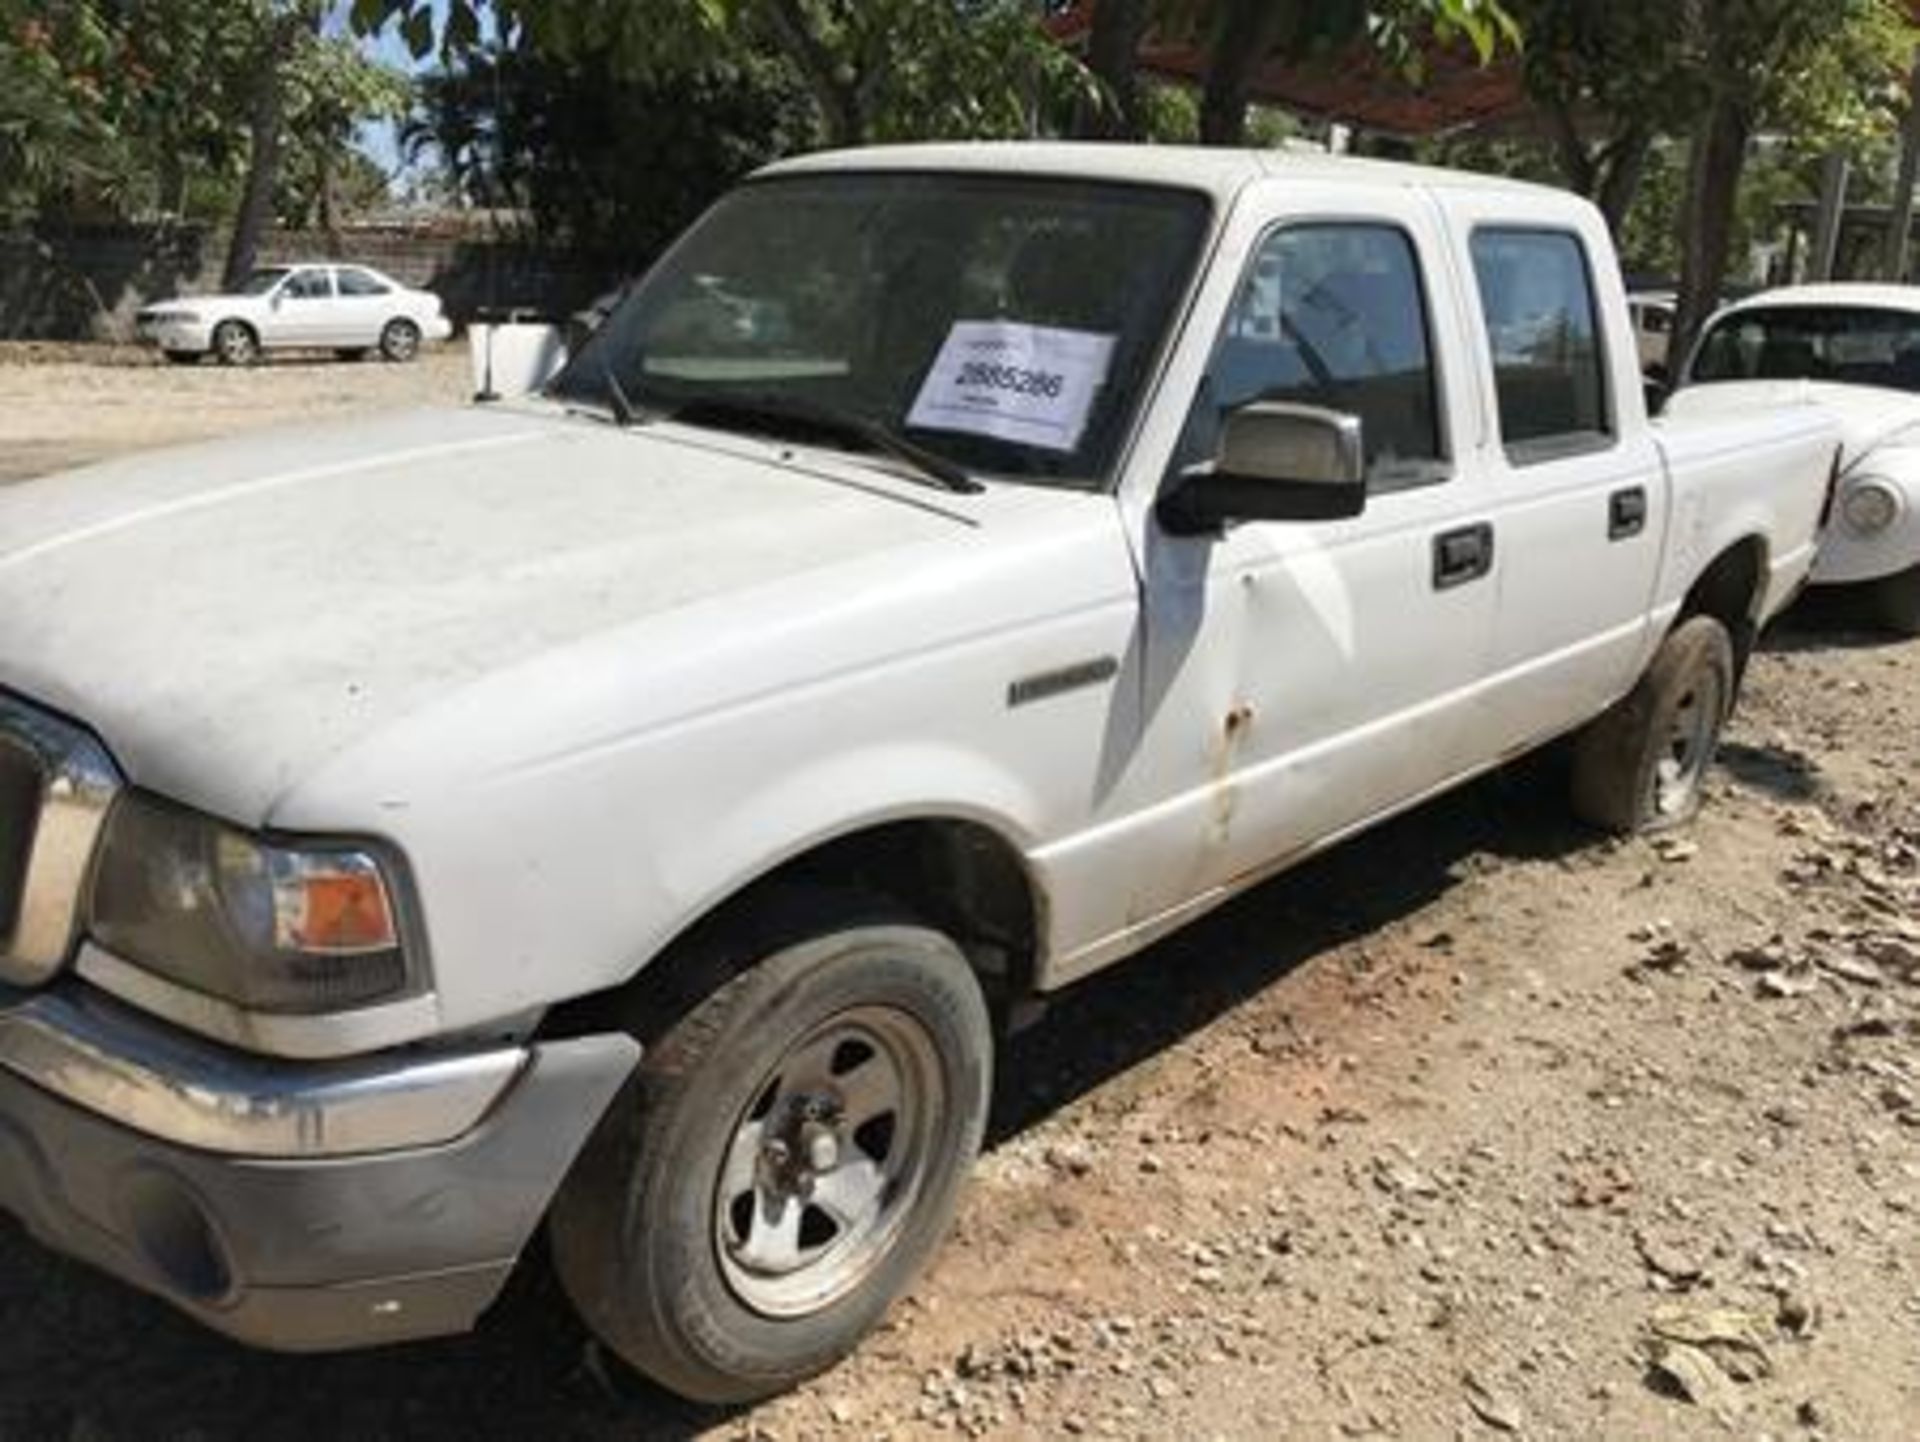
[277,864,397,954]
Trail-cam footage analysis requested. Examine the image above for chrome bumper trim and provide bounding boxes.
[0,986,527,1158]
[0,693,121,986]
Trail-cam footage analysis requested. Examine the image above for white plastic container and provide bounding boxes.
[468,322,569,400]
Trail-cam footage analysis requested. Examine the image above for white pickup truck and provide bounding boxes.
[0,145,1840,1402]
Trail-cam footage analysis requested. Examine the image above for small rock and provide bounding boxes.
[1757,969,1818,1000]
[1817,953,1885,988]
[1647,1339,1742,1413]
[1045,1141,1095,1177]
[1463,1370,1522,1432]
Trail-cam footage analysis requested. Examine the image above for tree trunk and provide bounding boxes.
[157,136,188,219]
[1884,50,1920,281]
[1673,95,1751,367]
[761,0,865,147]
[1198,0,1286,146]
[1807,149,1850,283]
[1595,128,1652,239]
[222,57,286,290]
[318,148,340,252]
[1073,0,1153,140]
[1546,101,1596,197]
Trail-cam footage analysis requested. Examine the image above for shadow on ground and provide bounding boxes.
[1763,586,1909,654]
[0,757,1594,1442]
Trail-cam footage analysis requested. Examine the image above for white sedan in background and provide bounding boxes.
[136,264,453,366]
[1669,282,1920,633]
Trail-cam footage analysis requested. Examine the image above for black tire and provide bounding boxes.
[334,347,371,362]
[162,350,200,366]
[549,899,992,1405]
[211,320,258,366]
[379,318,421,362]
[1873,564,1920,636]
[1570,615,1736,834]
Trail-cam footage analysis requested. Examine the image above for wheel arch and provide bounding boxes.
[214,316,260,347]
[544,814,1045,1043]
[1675,533,1768,671]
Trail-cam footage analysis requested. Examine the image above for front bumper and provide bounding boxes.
[134,316,213,353]
[0,983,637,1351]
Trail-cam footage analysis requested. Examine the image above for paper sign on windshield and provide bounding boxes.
[908,321,1118,454]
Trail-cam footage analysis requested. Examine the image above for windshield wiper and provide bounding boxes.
[667,393,983,495]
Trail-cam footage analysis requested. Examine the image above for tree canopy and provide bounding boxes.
[0,1,405,229]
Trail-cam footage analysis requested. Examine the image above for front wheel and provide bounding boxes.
[210,320,258,366]
[379,318,421,362]
[1570,615,1735,833]
[549,904,992,1404]
[1873,564,1920,636]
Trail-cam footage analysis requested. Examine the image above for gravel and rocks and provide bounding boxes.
[0,357,1915,1440]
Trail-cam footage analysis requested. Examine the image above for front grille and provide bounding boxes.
[0,694,120,986]
[0,740,39,941]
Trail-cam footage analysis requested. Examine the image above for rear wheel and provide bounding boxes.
[1570,615,1735,834]
[550,902,992,1405]
[379,318,421,362]
[211,320,258,366]
[1873,564,1920,636]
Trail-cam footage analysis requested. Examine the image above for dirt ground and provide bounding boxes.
[1,352,1915,1441]
[0,342,471,485]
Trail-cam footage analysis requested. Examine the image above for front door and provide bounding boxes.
[1042,181,1502,967]
[273,267,340,347]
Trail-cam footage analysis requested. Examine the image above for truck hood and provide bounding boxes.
[0,405,990,821]
[1667,380,1920,470]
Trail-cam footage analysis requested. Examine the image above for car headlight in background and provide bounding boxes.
[1839,477,1902,536]
[88,792,421,1014]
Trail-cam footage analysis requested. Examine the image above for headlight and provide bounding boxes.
[88,792,421,1014]
[159,309,200,324]
[1840,478,1902,535]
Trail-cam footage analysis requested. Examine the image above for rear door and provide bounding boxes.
[1432,199,1668,753]
[333,267,396,347]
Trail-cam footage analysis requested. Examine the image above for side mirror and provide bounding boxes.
[1158,401,1367,536]
[1643,371,1671,417]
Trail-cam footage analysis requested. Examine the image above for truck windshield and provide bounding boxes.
[548,173,1212,488]
[1691,305,1920,393]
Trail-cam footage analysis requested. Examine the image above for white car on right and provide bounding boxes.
[1669,282,1920,633]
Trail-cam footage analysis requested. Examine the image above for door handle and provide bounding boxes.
[1432,523,1494,590]
[1609,485,1648,540]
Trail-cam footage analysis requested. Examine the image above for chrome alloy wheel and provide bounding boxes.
[714,1006,943,1319]
[1651,666,1724,818]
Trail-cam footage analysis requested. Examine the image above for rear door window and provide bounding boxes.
[1471,230,1611,461]
[336,268,392,297]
